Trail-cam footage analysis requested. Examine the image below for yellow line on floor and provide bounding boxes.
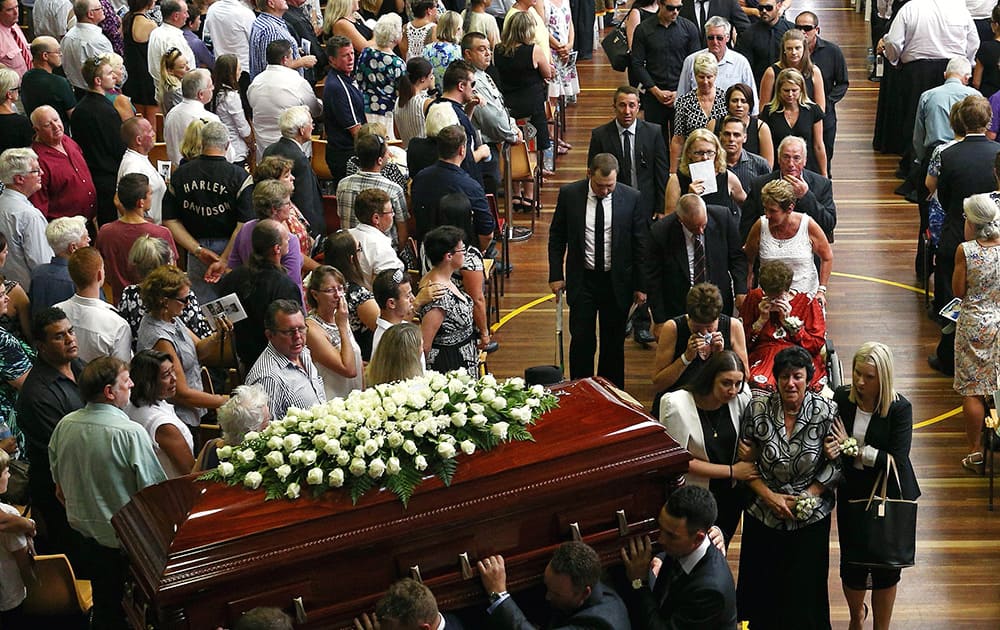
[491,293,556,334]
[913,407,962,429]
[831,271,927,295]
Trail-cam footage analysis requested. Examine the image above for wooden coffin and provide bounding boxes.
[113,377,691,629]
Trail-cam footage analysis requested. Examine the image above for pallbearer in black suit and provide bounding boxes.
[354,577,466,630]
[588,85,668,345]
[548,153,647,388]
[620,486,738,630]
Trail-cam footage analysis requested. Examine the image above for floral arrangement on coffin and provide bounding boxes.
[200,371,559,506]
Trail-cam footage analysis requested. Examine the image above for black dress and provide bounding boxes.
[0,113,33,154]
[122,12,157,106]
[699,404,744,544]
[761,102,824,174]
[977,39,1000,99]
[494,43,551,150]
[677,170,731,209]
[650,313,733,414]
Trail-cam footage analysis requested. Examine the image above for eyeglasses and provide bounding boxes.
[170,294,193,305]
[450,246,466,255]
[463,79,477,88]
[274,326,308,337]
[796,24,816,31]
[691,150,717,158]
[706,35,726,41]
[45,49,62,55]
[313,286,346,294]
[24,169,41,175]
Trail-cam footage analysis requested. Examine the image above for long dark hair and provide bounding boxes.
[209,54,240,114]
[684,350,746,397]
[324,230,365,286]
[397,57,432,108]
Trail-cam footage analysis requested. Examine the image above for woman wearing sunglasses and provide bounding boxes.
[659,349,755,545]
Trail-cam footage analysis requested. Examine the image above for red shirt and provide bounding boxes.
[30,138,97,221]
[97,221,179,304]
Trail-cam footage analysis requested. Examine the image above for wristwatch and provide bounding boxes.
[488,591,508,603]
[631,578,646,590]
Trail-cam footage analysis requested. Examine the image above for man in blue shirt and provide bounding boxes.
[323,35,366,187]
[248,0,316,79]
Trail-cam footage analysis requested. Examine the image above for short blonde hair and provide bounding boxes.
[760,178,796,211]
[436,11,462,43]
[679,129,726,177]
[692,53,718,78]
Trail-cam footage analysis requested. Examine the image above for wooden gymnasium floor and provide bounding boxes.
[482,1,1000,626]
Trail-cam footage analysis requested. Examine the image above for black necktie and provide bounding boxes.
[594,195,606,272]
[621,129,633,187]
[693,235,706,283]
[698,0,707,29]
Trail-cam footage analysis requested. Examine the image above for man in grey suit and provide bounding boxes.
[548,153,647,388]
[587,86,668,345]
[479,541,631,629]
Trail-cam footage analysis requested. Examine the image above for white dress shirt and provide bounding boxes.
[349,223,404,289]
[118,149,167,224]
[163,98,223,166]
[967,0,996,20]
[584,191,612,271]
[883,0,979,66]
[203,0,256,72]
[61,23,113,89]
[32,0,75,39]
[682,223,701,284]
[615,119,638,187]
[247,64,323,160]
[676,47,759,115]
[676,532,711,575]
[148,24,196,104]
[54,293,133,363]
[0,188,55,291]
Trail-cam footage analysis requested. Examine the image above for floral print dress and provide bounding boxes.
[954,239,1000,396]
[423,41,461,94]
[546,0,579,99]
[357,47,406,117]
[418,288,477,376]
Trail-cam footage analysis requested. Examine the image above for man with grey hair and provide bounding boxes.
[676,16,757,113]
[679,0,749,47]
[913,57,979,163]
[163,121,252,303]
[29,217,91,316]
[60,0,114,92]
[164,68,222,166]
[0,147,54,290]
[260,105,325,235]
[20,36,77,133]
[248,39,322,162]
[147,0,195,104]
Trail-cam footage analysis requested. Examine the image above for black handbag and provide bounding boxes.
[600,13,631,72]
[843,455,917,568]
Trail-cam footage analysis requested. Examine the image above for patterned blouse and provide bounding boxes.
[418,287,477,376]
[673,88,728,140]
[740,391,842,530]
[423,41,461,94]
[357,47,406,115]
[0,327,32,457]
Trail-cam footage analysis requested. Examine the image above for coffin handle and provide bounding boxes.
[292,596,307,624]
[616,509,630,536]
[410,565,423,583]
[569,522,582,542]
[459,552,473,579]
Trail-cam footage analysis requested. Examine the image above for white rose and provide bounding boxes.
[408,393,427,409]
[218,461,235,477]
[507,377,525,388]
[413,420,430,437]
[297,421,313,433]
[328,468,345,487]
[437,442,456,459]
[368,457,386,479]
[490,397,507,410]
[243,431,260,441]
[511,406,531,422]
[283,434,303,451]
[243,471,263,489]
[530,384,545,396]
[237,449,256,464]
[387,456,401,475]
[402,439,418,455]
[460,440,476,455]
[470,414,488,427]
[285,482,301,499]
[349,457,367,476]
[448,378,465,394]
[391,390,408,406]
[383,400,398,416]
[268,423,287,436]
[275,464,292,481]
[288,450,303,465]
[481,374,498,387]
[324,439,342,456]
[450,412,467,427]
[399,420,414,432]
[312,434,329,450]
[469,402,485,414]
[414,455,428,471]
[479,388,496,403]
[354,445,366,458]
[387,431,404,449]
[526,397,540,408]
[491,422,510,439]
[266,436,283,451]
[336,451,351,466]
[429,372,448,389]
[306,467,325,485]
[301,450,318,466]
[355,427,371,441]
[325,424,342,438]
[430,392,448,412]
[217,445,233,460]
[364,439,379,456]
[265,451,284,468]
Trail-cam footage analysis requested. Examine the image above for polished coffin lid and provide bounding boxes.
[113,377,691,628]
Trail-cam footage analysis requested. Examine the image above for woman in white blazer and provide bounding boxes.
[659,350,758,544]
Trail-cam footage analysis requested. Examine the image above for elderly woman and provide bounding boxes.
[424,11,463,94]
[367,322,424,385]
[125,349,195,478]
[759,29,826,117]
[226,180,305,287]
[664,129,746,214]
[358,15,405,137]
[744,179,832,301]
[953,193,1000,472]
[238,156,316,265]
[739,260,826,394]
[652,282,748,401]
[407,104,460,179]
[737,345,842,629]
[708,83,774,167]
[119,236,213,345]
[0,69,32,154]
[419,226,478,376]
[825,342,920,630]
[761,68,827,177]
[324,230,379,360]
[670,53,729,172]
[137,265,230,427]
[660,350,755,544]
[304,265,362,399]
[193,384,271,472]
[394,57,435,148]
[323,0,374,52]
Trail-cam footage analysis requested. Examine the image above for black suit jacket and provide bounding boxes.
[488,582,631,630]
[261,137,325,237]
[548,180,646,311]
[646,205,746,323]
[738,169,837,242]
[623,543,737,630]
[587,119,669,219]
[936,135,1000,254]
[680,0,751,45]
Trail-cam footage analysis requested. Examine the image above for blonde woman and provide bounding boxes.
[323,0,374,52]
[423,11,463,93]
[101,52,136,120]
[159,48,189,115]
[758,29,825,117]
[670,53,728,171]
[504,0,551,62]
[665,129,746,214]
[367,322,424,385]
[761,68,827,177]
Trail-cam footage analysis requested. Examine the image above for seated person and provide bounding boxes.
[738,260,826,393]
[651,283,747,414]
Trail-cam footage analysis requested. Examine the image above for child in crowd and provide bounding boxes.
[0,449,34,629]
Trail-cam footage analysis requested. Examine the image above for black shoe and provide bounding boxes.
[927,355,954,376]
[634,329,656,345]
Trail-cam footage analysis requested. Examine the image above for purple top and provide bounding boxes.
[990,90,1000,136]
[228,219,304,288]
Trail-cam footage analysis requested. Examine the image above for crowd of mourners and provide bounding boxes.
[0,0,997,627]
